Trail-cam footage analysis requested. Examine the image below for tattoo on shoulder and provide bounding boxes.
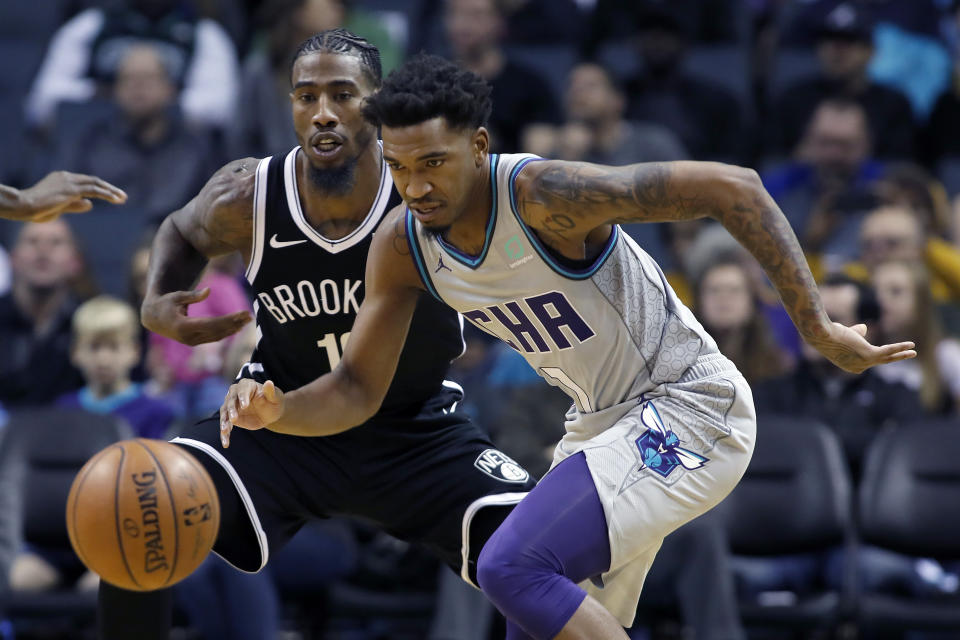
[521,162,707,239]
[391,213,410,256]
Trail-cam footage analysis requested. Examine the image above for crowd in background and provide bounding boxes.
[1,0,960,638]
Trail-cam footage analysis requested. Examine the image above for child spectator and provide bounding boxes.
[57,295,174,439]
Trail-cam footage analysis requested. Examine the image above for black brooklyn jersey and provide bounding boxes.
[239,147,464,414]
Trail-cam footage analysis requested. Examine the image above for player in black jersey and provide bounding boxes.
[98,29,535,639]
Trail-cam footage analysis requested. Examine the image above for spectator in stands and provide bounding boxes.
[56,296,174,439]
[58,43,220,296]
[769,3,914,159]
[581,0,743,58]
[763,97,882,273]
[146,255,251,420]
[443,0,562,152]
[527,62,687,164]
[693,253,792,384]
[229,1,403,159]
[871,260,960,415]
[25,0,238,132]
[0,220,84,407]
[623,6,745,162]
[752,274,922,476]
[873,163,953,238]
[853,206,960,303]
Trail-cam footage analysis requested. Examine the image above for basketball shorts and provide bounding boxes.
[552,352,757,626]
[170,386,535,586]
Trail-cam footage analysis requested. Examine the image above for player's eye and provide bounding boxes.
[336,92,354,101]
[297,93,315,103]
[426,159,444,168]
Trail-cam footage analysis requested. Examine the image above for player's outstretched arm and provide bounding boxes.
[141,159,257,346]
[220,206,425,444]
[515,159,916,374]
[0,171,127,222]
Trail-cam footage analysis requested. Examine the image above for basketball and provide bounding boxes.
[66,439,220,591]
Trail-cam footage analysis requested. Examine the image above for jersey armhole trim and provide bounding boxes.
[405,209,444,303]
[507,159,620,280]
[244,157,271,283]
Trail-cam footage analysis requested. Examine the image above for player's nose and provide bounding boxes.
[312,95,338,128]
[405,177,433,199]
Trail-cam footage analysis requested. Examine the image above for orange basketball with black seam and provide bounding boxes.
[66,438,220,591]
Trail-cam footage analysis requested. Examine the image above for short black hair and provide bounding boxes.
[362,54,492,131]
[290,28,382,89]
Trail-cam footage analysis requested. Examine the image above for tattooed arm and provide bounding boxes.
[515,160,916,373]
[220,205,426,441]
[141,159,256,345]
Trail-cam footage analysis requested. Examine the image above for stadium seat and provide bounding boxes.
[718,416,855,632]
[857,419,960,634]
[0,408,130,635]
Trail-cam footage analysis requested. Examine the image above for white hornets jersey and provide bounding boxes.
[406,153,719,415]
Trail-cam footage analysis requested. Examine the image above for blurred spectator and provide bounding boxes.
[582,0,744,58]
[56,296,174,440]
[58,43,220,295]
[871,260,960,415]
[768,2,915,160]
[526,62,687,164]
[25,0,238,132]
[623,7,745,162]
[146,255,251,419]
[924,1,960,166]
[873,163,953,237]
[412,0,585,52]
[852,205,960,303]
[0,220,84,408]
[763,97,882,272]
[443,0,562,153]
[229,0,403,159]
[694,253,791,384]
[753,274,922,476]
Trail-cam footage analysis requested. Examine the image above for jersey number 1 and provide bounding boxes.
[317,332,351,369]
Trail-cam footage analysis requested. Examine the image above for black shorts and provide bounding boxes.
[171,387,535,585]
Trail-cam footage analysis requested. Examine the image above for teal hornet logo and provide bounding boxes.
[505,235,525,260]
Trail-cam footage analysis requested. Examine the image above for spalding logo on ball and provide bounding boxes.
[66,439,220,591]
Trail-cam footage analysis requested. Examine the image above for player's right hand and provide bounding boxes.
[220,379,285,448]
[17,171,127,222]
[142,287,252,346]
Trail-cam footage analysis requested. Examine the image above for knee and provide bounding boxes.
[476,527,558,602]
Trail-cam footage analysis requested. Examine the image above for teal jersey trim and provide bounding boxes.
[405,209,444,302]
[436,154,500,268]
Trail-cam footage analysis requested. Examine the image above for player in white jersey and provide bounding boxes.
[220,55,916,639]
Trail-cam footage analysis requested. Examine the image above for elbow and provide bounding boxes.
[730,165,763,199]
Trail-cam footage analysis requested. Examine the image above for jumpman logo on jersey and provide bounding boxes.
[435,254,452,273]
[634,402,708,478]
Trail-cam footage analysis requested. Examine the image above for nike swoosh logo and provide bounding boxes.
[269,234,308,249]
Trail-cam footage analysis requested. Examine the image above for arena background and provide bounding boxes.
[0,0,959,638]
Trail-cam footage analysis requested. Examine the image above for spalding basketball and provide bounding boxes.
[66,439,220,591]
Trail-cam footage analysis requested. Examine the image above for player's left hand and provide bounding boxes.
[809,322,916,374]
[18,171,127,222]
[220,379,285,448]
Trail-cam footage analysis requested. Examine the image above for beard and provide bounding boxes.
[307,157,358,195]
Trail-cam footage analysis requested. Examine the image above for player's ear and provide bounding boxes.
[473,128,490,167]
